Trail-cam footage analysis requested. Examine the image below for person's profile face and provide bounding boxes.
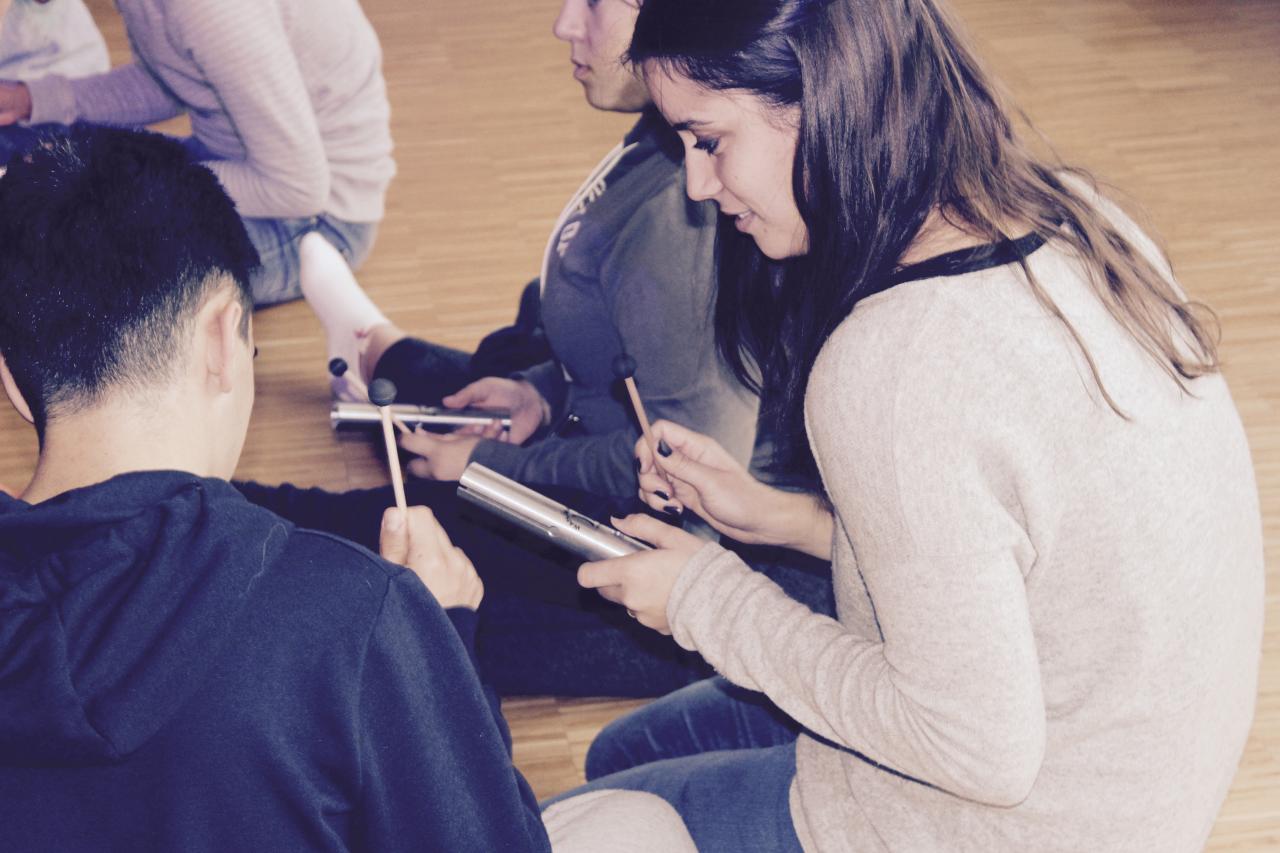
[552,0,650,113]
[649,67,807,260]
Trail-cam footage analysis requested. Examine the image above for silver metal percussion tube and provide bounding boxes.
[330,402,511,430]
[457,464,652,561]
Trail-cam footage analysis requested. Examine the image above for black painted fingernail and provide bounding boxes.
[657,439,672,457]
[664,505,681,516]
[654,490,670,501]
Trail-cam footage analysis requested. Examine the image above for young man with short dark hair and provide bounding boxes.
[0,125,550,852]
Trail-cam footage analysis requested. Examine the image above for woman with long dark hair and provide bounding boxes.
[559,0,1265,849]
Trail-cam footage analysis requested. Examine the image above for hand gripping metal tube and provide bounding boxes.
[457,464,652,561]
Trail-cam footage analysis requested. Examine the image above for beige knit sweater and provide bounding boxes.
[667,204,1264,851]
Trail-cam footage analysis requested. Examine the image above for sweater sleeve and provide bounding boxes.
[355,571,549,852]
[666,315,1047,808]
[169,0,330,217]
[25,63,185,127]
[514,360,569,421]
[469,426,641,501]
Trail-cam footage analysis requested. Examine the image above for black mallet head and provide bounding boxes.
[368,377,398,407]
[611,353,637,380]
[328,357,349,378]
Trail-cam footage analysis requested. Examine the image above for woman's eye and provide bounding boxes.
[693,136,720,155]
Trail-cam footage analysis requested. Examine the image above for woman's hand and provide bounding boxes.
[577,514,706,634]
[637,420,834,559]
[443,377,548,445]
[380,506,484,609]
[400,425,496,481]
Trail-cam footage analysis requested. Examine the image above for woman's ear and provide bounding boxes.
[0,353,35,424]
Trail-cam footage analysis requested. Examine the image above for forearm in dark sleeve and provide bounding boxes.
[469,427,641,500]
[513,359,569,422]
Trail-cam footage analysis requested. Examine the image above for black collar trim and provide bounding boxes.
[889,230,1048,286]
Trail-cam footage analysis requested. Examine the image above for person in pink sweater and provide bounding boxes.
[0,0,394,306]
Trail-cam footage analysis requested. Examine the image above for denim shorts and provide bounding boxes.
[2,127,379,307]
[242,214,378,307]
[177,134,380,307]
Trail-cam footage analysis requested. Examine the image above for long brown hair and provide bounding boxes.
[630,0,1219,484]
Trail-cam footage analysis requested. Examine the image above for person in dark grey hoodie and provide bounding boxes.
[0,125,551,852]
[299,0,757,500]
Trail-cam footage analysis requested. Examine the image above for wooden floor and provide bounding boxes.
[2,0,1275,846]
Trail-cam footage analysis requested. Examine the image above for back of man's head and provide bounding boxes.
[0,124,258,433]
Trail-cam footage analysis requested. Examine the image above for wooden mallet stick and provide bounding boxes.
[369,377,408,511]
[612,353,658,458]
[328,356,368,400]
[611,353,676,498]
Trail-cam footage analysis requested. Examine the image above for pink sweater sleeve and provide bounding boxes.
[27,62,183,127]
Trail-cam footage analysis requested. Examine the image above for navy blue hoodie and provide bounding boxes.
[0,470,550,852]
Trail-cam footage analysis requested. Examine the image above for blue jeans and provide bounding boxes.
[546,677,806,852]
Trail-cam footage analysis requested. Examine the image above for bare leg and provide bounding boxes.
[298,231,389,398]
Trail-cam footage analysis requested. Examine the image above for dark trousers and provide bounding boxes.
[236,478,713,697]
[238,478,835,697]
